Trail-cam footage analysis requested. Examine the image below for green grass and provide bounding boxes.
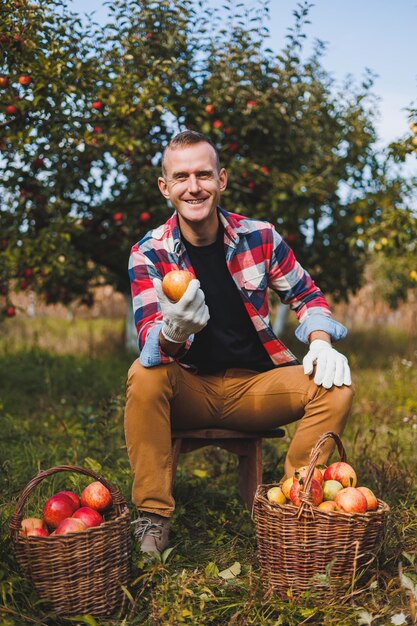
[0,319,416,625]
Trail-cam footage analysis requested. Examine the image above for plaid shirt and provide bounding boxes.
[128,207,346,368]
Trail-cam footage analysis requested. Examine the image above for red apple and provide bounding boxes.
[0,76,9,88]
[205,103,215,114]
[5,306,16,317]
[72,506,103,528]
[93,125,102,134]
[32,157,44,168]
[54,517,87,535]
[295,465,324,486]
[92,100,103,110]
[20,517,48,536]
[248,181,256,190]
[56,490,80,510]
[290,478,323,507]
[224,127,232,135]
[357,486,378,511]
[43,493,78,529]
[6,105,17,115]
[213,119,222,129]
[334,487,367,513]
[112,212,123,222]
[323,462,357,488]
[260,166,270,175]
[23,267,34,278]
[26,527,49,537]
[80,481,112,512]
[18,74,31,86]
[246,100,257,107]
[162,270,194,303]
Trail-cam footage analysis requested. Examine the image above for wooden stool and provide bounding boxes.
[171,428,285,510]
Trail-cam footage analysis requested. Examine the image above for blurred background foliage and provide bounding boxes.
[0,0,416,321]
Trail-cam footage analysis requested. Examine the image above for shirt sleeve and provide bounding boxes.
[128,244,192,366]
[267,227,347,343]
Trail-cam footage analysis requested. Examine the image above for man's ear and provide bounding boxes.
[158,176,170,200]
[219,168,228,192]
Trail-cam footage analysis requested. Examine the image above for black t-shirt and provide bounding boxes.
[181,225,275,374]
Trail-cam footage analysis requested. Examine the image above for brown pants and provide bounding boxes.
[124,360,354,517]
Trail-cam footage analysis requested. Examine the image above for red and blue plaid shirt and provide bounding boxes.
[128,207,346,368]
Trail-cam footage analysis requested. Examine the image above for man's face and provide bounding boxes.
[158,142,227,228]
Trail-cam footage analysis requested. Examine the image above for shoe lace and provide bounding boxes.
[131,516,162,541]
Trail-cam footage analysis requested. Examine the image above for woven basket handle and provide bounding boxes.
[9,464,127,538]
[298,431,347,511]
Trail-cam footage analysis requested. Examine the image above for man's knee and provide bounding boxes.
[126,359,177,401]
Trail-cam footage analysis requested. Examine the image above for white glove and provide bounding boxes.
[303,339,351,389]
[153,278,210,343]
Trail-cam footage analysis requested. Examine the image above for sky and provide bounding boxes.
[69,0,417,160]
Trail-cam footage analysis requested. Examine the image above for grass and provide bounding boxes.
[0,317,416,625]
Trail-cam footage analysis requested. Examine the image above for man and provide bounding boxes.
[125,130,353,555]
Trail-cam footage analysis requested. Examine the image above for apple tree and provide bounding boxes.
[1,0,413,327]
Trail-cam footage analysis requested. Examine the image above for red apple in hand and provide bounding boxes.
[323,462,357,487]
[334,487,367,513]
[43,493,77,529]
[20,517,48,535]
[54,518,87,535]
[162,270,194,302]
[81,481,112,512]
[27,527,49,537]
[357,486,378,511]
[72,506,103,528]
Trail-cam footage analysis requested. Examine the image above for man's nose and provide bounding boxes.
[187,175,201,193]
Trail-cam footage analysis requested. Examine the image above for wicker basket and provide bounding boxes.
[9,465,131,616]
[253,432,390,599]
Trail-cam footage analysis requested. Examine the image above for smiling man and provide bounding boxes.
[125,130,353,556]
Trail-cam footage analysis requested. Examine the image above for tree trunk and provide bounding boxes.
[273,303,289,337]
[124,293,138,353]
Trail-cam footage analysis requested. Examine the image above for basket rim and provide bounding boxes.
[255,482,390,518]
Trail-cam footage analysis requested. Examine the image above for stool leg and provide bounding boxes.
[171,438,182,489]
[238,439,262,511]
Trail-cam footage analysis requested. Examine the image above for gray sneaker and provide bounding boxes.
[132,512,171,554]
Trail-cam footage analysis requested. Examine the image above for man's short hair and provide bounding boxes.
[161,130,220,176]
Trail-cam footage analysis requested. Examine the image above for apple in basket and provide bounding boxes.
[323,462,357,488]
[290,478,323,507]
[322,479,343,501]
[26,527,49,537]
[295,465,324,485]
[357,486,378,511]
[72,506,103,528]
[334,487,367,513]
[56,490,81,509]
[54,517,87,535]
[43,493,78,529]
[267,486,287,505]
[280,476,294,500]
[20,517,48,536]
[81,481,113,512]
[317,501,337,512]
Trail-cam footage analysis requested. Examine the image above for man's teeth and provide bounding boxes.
[187,199,205,204]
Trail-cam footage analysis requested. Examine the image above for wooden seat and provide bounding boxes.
[171,427,285,510]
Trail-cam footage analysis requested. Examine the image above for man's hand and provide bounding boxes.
[153,277,209,344]
[303,339,351,389]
